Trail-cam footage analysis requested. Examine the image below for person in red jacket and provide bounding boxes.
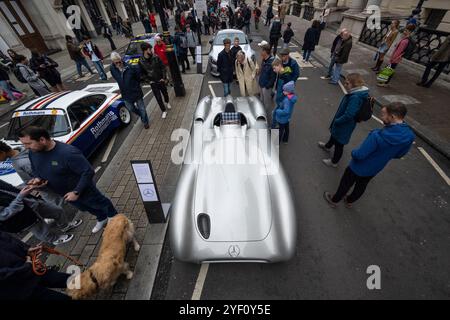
[180,14,186,29]
[153,35,168,65]
[149,11,158,32]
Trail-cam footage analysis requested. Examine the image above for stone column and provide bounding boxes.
[114,0,129,19]
[347,0,366,13]
[326,0,338,7]
[363,0,381,13]
[97,0,112,26]
[75,0,97,37]
[314,0,326,8]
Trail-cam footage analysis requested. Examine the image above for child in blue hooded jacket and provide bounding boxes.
[273,81,297,144]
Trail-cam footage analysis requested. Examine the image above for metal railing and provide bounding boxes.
[408,27,450,73]
[359,19,450,74]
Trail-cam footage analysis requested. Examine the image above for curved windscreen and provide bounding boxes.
[214,32,247,45]
[125,38,155,56]
[7,114,70,141]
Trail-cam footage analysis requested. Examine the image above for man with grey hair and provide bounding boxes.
[110,51,150,129]
[321,28,348,80]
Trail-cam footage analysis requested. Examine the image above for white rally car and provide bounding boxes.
[0,84,131,186]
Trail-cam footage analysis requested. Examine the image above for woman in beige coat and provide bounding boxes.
[372,20,400,71]
[235,50,259,96]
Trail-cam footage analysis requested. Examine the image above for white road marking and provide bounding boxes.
[298,77,308,80]
[208,84,216,97]
[191,263,209,300]
[338,80,347,94]
[371,115,384,125]
[143,90,153,99]
[21,232,33,243]
[0,122,9,129]
[95,166,102,173]
[417,147,450,186]
[207,80,222,84]
[101,133,117,163]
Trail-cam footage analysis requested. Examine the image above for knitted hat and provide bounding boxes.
[282,81,295,94]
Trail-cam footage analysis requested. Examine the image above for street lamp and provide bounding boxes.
[154,0,186,96]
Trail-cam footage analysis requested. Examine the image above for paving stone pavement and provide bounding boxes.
[46,74,204,300]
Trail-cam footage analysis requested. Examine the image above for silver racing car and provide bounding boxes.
[169,96,297,263]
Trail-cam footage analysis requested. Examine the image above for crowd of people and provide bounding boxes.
[0,0,448,300]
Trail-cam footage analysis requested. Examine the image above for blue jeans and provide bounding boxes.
[303,50,312,61]
[124,98,149,125]
[327,54,336,77]
[92,60,107,80]
[331,63,343,84]
[223,82,231,97]
[71,186,117,222]
[0,80,16,101]
[75,58,94,76]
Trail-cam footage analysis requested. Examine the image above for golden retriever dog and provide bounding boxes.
[67,214,140,299]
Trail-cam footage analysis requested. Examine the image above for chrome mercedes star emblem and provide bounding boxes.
[228,245,240,257]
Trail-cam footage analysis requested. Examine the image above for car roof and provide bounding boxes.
[216,29,245,35]
[14,91,113,112]
[131,33,157,41]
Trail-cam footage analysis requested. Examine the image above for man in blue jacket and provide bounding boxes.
[110,52,150,128]
[258,44,276,114]
[318,73,368,167]
[324,102,415,208]
[19,127,118,234]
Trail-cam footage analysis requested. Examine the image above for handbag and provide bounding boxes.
[377,65,395,83]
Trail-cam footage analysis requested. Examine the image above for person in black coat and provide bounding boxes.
[217,38,234,97]
[282,22,294,49]
[0,231,71,300]
[303,20,321,62]
[269,16,282,55]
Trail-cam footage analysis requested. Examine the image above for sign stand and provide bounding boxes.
[196,45,202,74]
[130,160,167,224]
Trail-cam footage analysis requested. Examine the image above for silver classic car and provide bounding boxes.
[169,96,297,263]
[208,29,256,76]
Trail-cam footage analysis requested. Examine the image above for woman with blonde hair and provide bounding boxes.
[235,50,259,96]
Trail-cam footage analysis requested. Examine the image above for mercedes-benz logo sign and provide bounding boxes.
[228,245,240,257]
[143,188,154,197]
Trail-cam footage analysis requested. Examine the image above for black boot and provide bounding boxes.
[372,59,382,72]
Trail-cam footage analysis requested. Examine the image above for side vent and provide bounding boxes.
[197,213,211,239]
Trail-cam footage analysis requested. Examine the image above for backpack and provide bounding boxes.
[13,66,28,83]
[355,95,375,123]
[403,38,416,57]
[179,34,188,48]
[376,65,395,83]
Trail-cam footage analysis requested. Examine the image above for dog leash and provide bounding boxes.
[30,245,84,276]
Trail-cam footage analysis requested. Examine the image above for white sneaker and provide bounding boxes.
[317,141,331,152]
[52,234,74,245]
[166,103,172,109]
[322,158,338,168]
[10,100,18,106]
[44,218,55,224]
[92,218,108,233]
[162,111,167,119]
[61,219,83,233]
